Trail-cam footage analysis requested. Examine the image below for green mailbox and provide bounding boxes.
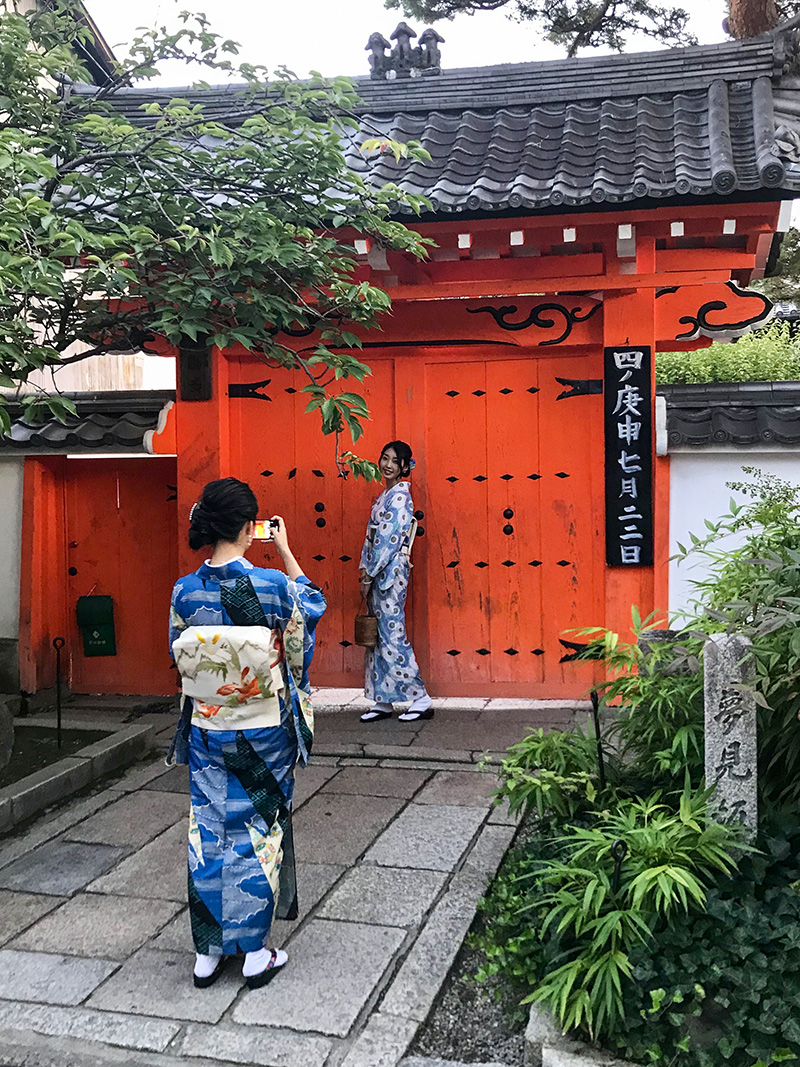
[76,595,117,657]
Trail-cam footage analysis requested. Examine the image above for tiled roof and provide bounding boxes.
[90,28,800,214]
[663,381,800,447]
[5,384,799,452]
[0,392,174,454]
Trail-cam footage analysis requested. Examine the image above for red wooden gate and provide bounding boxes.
[227,349,602,697]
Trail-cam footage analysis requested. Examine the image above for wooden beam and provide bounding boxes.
[19,457,68,693]
[754,231,775,277]
[175,349,231,576]
[397,201,783,237]
[656,249,756,272]
[402,252,603,286]
[386,250,433,286]
[603,287,656,641]
[386,268,735,302]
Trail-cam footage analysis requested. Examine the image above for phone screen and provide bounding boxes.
[253,520,273,540]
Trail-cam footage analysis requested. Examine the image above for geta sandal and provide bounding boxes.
[246,948,288,990]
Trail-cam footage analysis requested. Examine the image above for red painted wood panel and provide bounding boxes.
[420,354,603,696]
[226,355,397,686]
[50,351,610,699]
[175,351,230,578]
[225,349,607,697]
[19,458,69,694]
[535,355,604,693]
[422,360,492,685]
[485,361,545,684]
[65,458,178,695]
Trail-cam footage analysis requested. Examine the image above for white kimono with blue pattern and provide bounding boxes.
[360,481,427,704]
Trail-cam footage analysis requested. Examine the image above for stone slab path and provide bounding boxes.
[0,697,582,1067]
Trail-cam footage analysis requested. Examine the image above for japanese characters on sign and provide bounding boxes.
[704,634,758,836]
[604,346,653,567]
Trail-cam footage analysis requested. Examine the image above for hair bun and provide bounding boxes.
[188,477,259,551]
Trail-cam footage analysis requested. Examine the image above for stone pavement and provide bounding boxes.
[0,695,584,1067]
[53,688,588,762]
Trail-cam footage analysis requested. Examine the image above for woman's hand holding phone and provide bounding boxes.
[254,518,280,540]
[270,514,290,550]
[274,517,302,581]
[270,515,289,555]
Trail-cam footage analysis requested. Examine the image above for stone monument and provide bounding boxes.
[704,633,758,836]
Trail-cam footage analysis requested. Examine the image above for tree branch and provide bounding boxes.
[567,0,615,55]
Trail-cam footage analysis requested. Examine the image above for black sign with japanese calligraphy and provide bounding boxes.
[604,345,653,567]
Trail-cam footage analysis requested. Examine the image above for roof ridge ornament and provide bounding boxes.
[366,22,444,80]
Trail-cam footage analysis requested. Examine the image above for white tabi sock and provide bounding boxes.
[194,953,220,978]
[398,694,433,721]
[243,947,288,977]
[407,694,432,713]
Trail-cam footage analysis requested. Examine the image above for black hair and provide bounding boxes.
[188,477,258,551]
[380,440,413,477]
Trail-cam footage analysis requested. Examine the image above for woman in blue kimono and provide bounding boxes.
[169,477,325,989]
[359,441,433,723]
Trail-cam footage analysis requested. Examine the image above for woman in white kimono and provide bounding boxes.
[358,441,433,723]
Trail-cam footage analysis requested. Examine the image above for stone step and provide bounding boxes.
[312,687,591,714]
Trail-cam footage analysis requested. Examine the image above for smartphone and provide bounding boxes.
[253,519,280,540]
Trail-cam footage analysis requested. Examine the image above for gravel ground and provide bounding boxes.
[409,819,540,1065]
[409,931,526,1065]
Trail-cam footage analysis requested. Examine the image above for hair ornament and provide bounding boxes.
[410,458,416,470]
[189,502,199,522]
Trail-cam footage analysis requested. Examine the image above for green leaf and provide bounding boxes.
[0,4,432,451]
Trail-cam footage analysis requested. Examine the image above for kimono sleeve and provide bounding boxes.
[363,487,412,582]
[284,577,326,691]
[168,582,189,659]
[256,572,326,692]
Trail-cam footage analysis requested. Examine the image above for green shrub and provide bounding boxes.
[477,788,741,1040]
[677,468,800,810]
[478,469,800,1066]
[657,321,800,385]
[578,468,800,811]
[615,820,800,1067]
[573,614,706,789]
[492,727,604,820]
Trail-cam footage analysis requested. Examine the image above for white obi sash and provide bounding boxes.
[171,625,284,730]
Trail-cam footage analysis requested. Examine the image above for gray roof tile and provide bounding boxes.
[0,392,174,454]
[76,30,800,213]
[663,382,800,447]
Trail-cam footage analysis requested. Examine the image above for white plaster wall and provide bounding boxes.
[0,353,176,395]
[669,450,800,620]
[0,459,24,640]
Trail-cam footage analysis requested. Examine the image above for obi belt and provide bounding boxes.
[172,625,284,730]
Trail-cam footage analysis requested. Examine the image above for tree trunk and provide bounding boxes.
[727,0,781,38]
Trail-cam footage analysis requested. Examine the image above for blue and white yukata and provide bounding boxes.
[360,481,428,705]
[169,557,325,958]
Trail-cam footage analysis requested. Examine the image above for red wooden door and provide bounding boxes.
[418,354,603,697]
[65,457,178,695]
